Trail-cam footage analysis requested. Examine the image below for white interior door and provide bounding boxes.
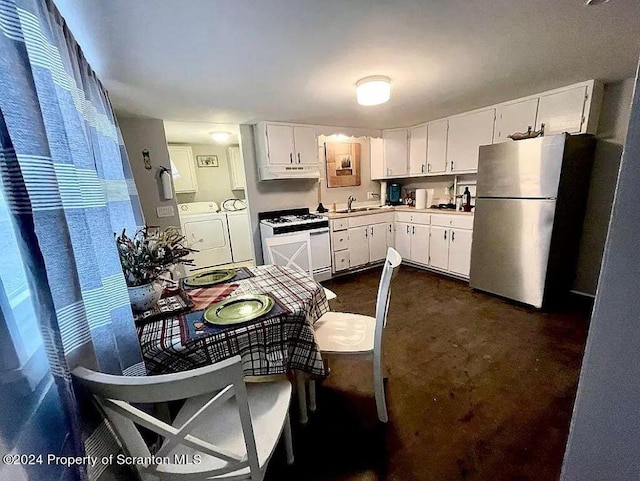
[536,86,588,135]
[394,222,412,261]
[183,216,232,270]
[293,125,318,165]
[383,129,408,176]
[410,224,430,265]
[266,124,295,165]
[429,226,449,270]
[427,119,448,173]
[448,228,473,277]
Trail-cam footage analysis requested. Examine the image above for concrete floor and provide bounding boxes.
[265,265,590,481]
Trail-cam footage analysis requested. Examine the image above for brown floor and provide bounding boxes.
[265,265,590,481]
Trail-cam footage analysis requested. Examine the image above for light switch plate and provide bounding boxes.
[156,205,175,218]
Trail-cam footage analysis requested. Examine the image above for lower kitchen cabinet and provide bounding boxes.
[429,226,450,270]
[448,228,473,277]
[347,226,369,268]
[395,222,411,260]
[394,221,430,265]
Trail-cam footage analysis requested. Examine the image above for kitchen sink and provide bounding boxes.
[336,206,382,213]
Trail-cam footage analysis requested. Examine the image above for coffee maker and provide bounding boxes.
[387,183,402,205]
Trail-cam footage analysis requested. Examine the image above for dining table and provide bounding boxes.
[136,264,330,423]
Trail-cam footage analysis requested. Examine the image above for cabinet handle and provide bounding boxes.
[412,226,415,235]
[290,153,293,164]
[365,228,368,238]
[421,164,425,173]
[406,225,409,234]
[297,153,301,163]
[427,163,431,173]
[370,226,374,236]
[452,231,455,241]
[444,230,447,240]
[450,161,454,171]
[388,224,392,233]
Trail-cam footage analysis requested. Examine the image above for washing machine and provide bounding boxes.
[178,202,232,272]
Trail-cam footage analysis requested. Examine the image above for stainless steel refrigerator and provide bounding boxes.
[470,134,595,308]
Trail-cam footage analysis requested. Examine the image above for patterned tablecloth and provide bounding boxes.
[137,265,330,377]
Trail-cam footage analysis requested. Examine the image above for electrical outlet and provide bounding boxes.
[156,205,175,218]
[367,191,375,200]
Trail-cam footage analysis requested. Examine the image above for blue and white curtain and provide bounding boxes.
[0,0,145,479]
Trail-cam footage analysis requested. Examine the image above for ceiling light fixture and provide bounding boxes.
[210,131,231,143]
[585,0,610,5]
[356,76,391,106]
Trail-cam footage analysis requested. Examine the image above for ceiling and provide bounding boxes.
[54,0,640,130]
[163,121,240,145]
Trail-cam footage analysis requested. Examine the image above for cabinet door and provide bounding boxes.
[394,222,412,261]
[293,125,318,165]
[369,223,388,262]
[227,146,245,190]
[168,145,198,193]
[448,228,473,277]
[410,224,430,265]
[227,213,253,262]
[494,99,539,143]
[409,125,428,175]
[348,227,370,268]
[536,86,588,135]
[447,109,495,172]
[370,137,385,180]
[266,124,295,165]
[383,129,408,177]
[427,119,448,173]
[429,226,449,270]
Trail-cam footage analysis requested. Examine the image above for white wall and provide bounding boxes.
[173,143,245,206]
[561,71,639,481]
[573,78,635,295]
[118,116,181,229]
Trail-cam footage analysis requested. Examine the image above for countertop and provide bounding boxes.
[323,205,474,219]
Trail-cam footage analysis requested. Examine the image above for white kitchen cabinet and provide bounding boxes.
[394,222,411,260]
[255,122,320,180]
[168,145,198,193]
[493,99,539,143]
[383,129,409,177]
[370,137,385,180]
[427,119,448,174]
[429,226,450,270]
[264,124,295,165]
[227,146,245,190]
[411,224,430,265]
[292,125,318,165]
[536,86,588,136]
[447,109,495,173]
[409,124,428,175]
[369,223,389,262]
[347,226,369,268]
[447,228,473,277]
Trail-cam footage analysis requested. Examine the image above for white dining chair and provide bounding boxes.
[72,356,293,481]
[309,247,401,422]
[264,233,337,301]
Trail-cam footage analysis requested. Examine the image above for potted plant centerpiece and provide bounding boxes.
[115,227,195,311]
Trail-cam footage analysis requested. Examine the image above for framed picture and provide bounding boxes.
[196,155,219,167]
[325,142,361,188]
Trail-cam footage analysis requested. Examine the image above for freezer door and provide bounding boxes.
[476,135,566,198]
[470,198,556,308]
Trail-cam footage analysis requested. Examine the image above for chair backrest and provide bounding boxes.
[72,356,261,481]
[264,232,313,276]
[374,247,402,354]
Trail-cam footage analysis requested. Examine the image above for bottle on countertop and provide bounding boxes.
[463,187,472,212]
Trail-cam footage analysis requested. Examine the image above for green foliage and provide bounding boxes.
[115,227,195,287]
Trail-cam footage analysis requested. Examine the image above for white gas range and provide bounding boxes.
[259,208,331,281]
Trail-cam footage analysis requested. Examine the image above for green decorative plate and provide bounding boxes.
[184,269,237,287]
[204,294,275,326]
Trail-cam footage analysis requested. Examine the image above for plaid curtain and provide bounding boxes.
[0,0,145,479]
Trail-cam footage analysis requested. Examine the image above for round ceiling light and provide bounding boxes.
[356,76,391,106]
[210,131,231,143]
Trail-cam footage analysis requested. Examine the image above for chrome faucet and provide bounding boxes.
[347,195,356,212]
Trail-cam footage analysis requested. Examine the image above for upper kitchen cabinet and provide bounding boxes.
[370,137,385,180]
[426,119,448,174]
[227,145,245,190]
[535,81,603,136]
[493,98,539,143]
[168,145,198,193]
[254,122,321,180]
[383,129,409,177]
[409,124,428,175]
[446,109,495,173]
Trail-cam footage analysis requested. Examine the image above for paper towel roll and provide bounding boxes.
[380,181,388,205]
[415,189,427,210]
